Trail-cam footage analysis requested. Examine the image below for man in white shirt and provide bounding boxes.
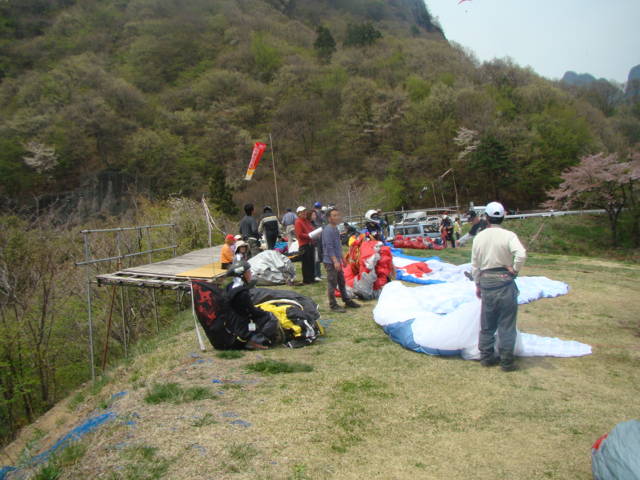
[471,202,527,372]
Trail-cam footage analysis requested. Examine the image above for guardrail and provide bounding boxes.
[505,209,606,219]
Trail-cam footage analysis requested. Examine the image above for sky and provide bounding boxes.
[425,0,640,84]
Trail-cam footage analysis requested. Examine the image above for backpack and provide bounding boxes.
[192,281,249,350]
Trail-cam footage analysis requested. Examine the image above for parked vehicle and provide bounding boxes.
[390,222,441,239]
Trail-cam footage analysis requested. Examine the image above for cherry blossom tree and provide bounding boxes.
[544,152,640,246]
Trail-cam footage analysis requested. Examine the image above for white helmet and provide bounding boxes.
[485,201,506,218]
[364,209,380,224]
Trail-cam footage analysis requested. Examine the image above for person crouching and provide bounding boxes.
[220,234,236,270]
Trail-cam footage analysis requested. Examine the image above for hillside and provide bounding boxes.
[1,0,639,215]
[2,249,640,479]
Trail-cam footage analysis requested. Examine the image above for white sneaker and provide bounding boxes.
[315,277,322,282]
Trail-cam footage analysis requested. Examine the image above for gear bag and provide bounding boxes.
[192,281,250,350]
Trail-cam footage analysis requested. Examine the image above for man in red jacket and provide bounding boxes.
[295,206,316,284]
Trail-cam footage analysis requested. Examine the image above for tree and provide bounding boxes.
[624,152,640,246]
[313,26,336,63]
[344,23,382,47]
[544,153,640,246]
[208,165,238,216]
[469,134,511,201]
[250,33,282,83]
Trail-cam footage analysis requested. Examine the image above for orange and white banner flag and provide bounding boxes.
[245,142,267,181]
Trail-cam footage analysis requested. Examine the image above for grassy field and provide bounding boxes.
[496,214,639,263]
[4,246,640,480]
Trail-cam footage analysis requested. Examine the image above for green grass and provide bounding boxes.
[31,441,87,480]
[223,442,259,473]
[245,359,314,374]
[143,383,215,405]
[216,350,245,359]
[112,445,172,480]
[191,413,217,428]
[33,462,61,480]
[506,214,638,262]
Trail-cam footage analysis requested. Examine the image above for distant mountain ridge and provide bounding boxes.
[626,64,640,99]
[561,71,600,86]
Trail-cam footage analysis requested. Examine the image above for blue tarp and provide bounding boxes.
[0,393,125,478]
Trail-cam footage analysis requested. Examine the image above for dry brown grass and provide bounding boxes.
[5,250,640,480]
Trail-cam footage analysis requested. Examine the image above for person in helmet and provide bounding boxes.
[258,205,281,250]
[364,209,384,241]
[440,212,455,248]
[471,201,527,372]
[225,260,281,350]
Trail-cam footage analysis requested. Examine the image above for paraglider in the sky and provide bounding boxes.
[458,0,472,4]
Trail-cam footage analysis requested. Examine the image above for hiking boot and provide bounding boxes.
[500,363,518,372]
[480,356,500,367]
[330,304,346,313]
[344,300,361,309]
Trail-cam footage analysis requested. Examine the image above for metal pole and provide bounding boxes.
[101,285,117,371]
[347,185,352,217]
[82,232,96,381]
[116,231,127,357]
[171,224,178,258]
[269,133,280,217]
[146,227,160,333]
[172,224,180,312]
[189,279,207,352]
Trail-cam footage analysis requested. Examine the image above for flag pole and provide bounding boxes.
[268,133,280,217]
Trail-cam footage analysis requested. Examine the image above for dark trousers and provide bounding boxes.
[300,244,316,284]
[325,262,349,307]
[266,233,277,250]
[478,272,519,366]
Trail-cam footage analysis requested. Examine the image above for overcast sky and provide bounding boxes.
[425,0,640,84]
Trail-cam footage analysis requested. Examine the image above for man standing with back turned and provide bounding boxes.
[471,201,526,372]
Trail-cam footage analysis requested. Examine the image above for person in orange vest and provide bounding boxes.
[220,234,236,270]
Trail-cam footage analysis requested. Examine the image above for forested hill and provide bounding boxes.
[1,0,639,214]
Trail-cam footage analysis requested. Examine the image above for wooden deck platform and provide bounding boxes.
[96,246,227,290]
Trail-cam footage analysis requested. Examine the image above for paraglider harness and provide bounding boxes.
[191,280,281,350]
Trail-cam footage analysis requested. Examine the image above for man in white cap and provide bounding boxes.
[471,201,526,372]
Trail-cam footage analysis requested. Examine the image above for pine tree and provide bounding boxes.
[313,25,336,63]
[208,166,238,216]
